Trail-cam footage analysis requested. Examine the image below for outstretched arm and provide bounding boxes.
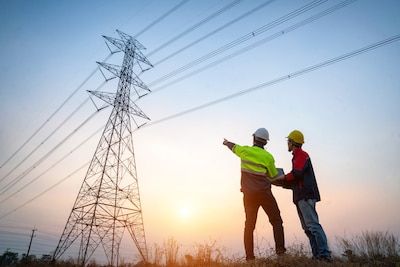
[223,138,235,151]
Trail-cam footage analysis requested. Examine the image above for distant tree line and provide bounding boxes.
[0,249,52,266]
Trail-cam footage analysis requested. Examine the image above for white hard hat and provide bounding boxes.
[253,128,269,141]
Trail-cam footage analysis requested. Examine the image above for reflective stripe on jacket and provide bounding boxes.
[233,144,278,193]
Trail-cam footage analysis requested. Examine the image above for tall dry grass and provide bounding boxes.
[144,231,399,267]
[2,231,399,266]
[336,231,400,266]
[164,238,180,267]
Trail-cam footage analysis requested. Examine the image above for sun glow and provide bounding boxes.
[178,206,191,219]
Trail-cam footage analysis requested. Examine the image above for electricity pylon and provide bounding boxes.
[53,30,153,266]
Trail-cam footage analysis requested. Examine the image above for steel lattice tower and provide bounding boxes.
[53,30,153,266]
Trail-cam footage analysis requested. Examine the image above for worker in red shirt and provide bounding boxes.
[273,130,331,261]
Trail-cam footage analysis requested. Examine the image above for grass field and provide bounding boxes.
[1,231,399,266]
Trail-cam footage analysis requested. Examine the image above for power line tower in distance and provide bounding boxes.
[53,30,153,266]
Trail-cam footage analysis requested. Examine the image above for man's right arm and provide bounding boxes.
[223,138,235,151]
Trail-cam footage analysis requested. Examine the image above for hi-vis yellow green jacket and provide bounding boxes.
[233,144,278,193]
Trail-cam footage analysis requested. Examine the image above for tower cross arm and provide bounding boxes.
[131,72,151,93]
[116,30,146,50]
[97,62,151,94]
[87,90,149,120]
[97,62,121,79]
[102,35,125,52]
[135,51,154,71]
[88,90,116,107]
[129,100,150,120]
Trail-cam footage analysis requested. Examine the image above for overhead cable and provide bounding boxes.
[0,55,110,171]
[146,0,243,57]
[152,0,276,66]
[0,97,90,185]
[142,34,400,127]
[0,0,193,201]
[133,0,191,39]
[0,54,111,172]
[0,225,33,231]
[0,161,90,220]
[1,34,398,221]
[0,80,107,185]
[0,0,190,173]
[148,0,328,86]
[0,125,104,204]
[0,0,194,172]
[0,107,105,196]
[151,0,358,92]
[0,0,195,174]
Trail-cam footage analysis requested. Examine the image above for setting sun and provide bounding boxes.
[178,206,191,220]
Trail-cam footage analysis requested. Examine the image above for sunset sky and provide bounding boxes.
[0,0,399,263]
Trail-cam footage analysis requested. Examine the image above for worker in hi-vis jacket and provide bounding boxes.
[223,128,286,261]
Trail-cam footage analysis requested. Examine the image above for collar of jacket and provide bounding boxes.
[292,146,303,156]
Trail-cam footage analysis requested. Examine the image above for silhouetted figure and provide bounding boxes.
[223,128,286,261]
[273,130,331,262]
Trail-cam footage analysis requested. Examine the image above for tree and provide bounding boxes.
[0,249,19,266]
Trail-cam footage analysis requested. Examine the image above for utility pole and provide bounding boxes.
[53,30,153,266]
[26,228,36,257]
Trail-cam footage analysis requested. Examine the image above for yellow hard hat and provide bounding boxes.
[287,130,304,144]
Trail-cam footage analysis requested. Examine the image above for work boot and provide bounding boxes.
[276,247,286,256]
[317,255,332,263]
[246,255,255,262]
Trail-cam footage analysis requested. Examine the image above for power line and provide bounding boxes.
[0,1,237,180]
[148,0,328,86]
[0,0,190,173]
[35,231,61,239]
[151,0,358,93]
[0,82,107,202]
[0,228,60,241]
[0,161,90,221]
[146,0,243,57]
[0,230,30,237]
[2,34,397,222]
[0,1,396,230]
[0,124,104,205]
[0,108,105,196]
[141,34,400,128]
[152,0,276,66]
[133,0,191,39]
[0,0,195,209]
[0,0,397,225]
[0,54,110,171]
[3,0,362,202]
[0,225,33,231]
[0,97,90,185]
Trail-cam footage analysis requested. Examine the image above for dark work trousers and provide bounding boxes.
[243,191,285,260]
